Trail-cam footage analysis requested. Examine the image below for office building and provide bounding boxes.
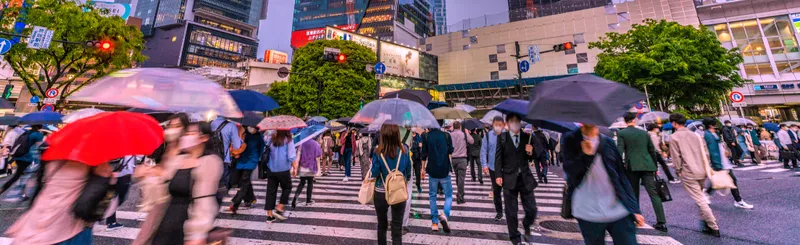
[291,0,369,48]
[430,0,446,35]
[425,0,698,108]
[133,0,268,71]
[508,0,611,22]
[696,0,800,121]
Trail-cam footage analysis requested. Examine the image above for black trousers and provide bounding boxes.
[728,142,742,165]
[503,175,538,242]
[707,169,742,202]
[265,170,292,210]
[232,169,256,207]
[106,175,132,224]
[533,157,548,183]
[655,154,676,181]
[468,155,483,183]
[293,177,314,203]
[413,158,422,192]
[374,191,405,245]
[489,170,503,216]
[0,160,30,194]
[782,146,798,168]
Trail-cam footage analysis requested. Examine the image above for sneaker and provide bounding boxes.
[704,193,712,205]
[734,201,754,209]
[669,180,681,184]
[342,177,349,182]
[227,205,238,215]
[266,216,277,223]
[305,200,315,206]
[431,223,439,231]
[654,223,668,233]
[701,221,721,237]
[273,210,288,220]
[494,213,503,221]
[106,222,124,231]
[438,211,451,234]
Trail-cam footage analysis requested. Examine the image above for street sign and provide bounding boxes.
[29,96,40,104]
[528,45,540,64]
[374,62,386,75]
[528,46,534,63]
[41,29,54,49]
[375,74,384,80]
[732,102,747,107]
[27,26,47,49]
[729,91,744,102]
[0,38,12,55]
[277,67,289,78]
[42,98,57,104]
[91,1,132,20]
[45,88,59,98]
[519,60,530,73]
[323,47,341,53]
[40,104,54,112]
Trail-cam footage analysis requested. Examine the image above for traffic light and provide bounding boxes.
[553,42,575,52]
[2,84,14,99]
[323,47,346,63]
[85,40,113,51]
[336,53,347,63]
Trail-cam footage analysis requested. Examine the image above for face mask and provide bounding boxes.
[164,128,182,142]
[247,127,257,134]
[508,122,521,132]
[493,126,503,134]
[725,124,731,127]
[178,135,202,150]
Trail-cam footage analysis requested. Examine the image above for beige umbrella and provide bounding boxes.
[431,107,472,120]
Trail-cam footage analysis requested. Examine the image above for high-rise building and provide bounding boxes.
[508,0,610,22]
[133,0,268,69]
[291,0,433,49]
[430,0,446,35]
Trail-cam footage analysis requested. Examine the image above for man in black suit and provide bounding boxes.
[494,113,538,244]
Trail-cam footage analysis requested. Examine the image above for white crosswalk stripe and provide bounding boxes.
[730,161,798,173]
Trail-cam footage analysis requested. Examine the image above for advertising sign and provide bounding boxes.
[90,1,132,20]
[325,26,377,53]
[791,13,800,33]
[291,24,357,49]
[379,42,419,78]
[264,50,288,64]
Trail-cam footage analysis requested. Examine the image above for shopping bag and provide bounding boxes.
[559,185,573,219]
[709,170,737,190]
[655,176,672,202]
[358,170,376,205]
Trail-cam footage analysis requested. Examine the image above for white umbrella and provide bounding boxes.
[718,117,756,126]
[62,108,104,123]
[454,104,477,113]
[481,110,505,124]
[638,111,670,125]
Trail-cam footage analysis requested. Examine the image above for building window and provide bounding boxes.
[567,64,579,74]
[419,38,426,45]
[490,71,499,80]
[489,54,498,63]
[426,44,432,51]
[462,30,469,38]
[497,44,506,54]
[463,44,469,50]
[573,33,585,44]
[604,4,616,15]
[498,61,507,71]
[577,53,588,63]
[743,63,773,75]
[566,48,576,55]
[618,12,630,23]
[470,36,478,44]
[608,23,620,30]
[760,16,800,73]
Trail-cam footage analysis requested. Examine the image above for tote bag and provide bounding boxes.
[358,170,376,205]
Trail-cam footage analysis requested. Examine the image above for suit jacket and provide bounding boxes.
[494,131,536,190]
[616,126,658,172]
[721,126,738,144]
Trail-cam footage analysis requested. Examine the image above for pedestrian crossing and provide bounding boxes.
[730,161,796,173]
[1,166,681,245]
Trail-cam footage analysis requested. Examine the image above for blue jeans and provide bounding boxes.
[343,148,352,177]
[428,176,453,224]
[576,215,637,245]
[56,227,92,245]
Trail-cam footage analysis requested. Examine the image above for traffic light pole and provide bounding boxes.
[510,41,572,100]
[375,40,381,100]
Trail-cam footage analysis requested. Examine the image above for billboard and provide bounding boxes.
[291,24,357,49]
[380,42,419,78]
[324,26,377,53]
[264,50,288,64]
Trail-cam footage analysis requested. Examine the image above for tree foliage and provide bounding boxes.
[0,0,146,108]
[589,19,747,114]
[268,39,377,119]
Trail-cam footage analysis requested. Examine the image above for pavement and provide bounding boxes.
[0,160,795,244]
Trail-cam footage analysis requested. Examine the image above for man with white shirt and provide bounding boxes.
[494,113,537,244]
[777,124,797,169]
[1,125,23,176]
[481,116,505,221]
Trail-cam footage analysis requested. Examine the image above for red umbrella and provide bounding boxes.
[42,111,164,166]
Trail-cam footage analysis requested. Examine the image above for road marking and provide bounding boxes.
[761,168,790,173]
[735,163,782,171]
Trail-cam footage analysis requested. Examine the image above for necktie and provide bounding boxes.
[514,135,519,147]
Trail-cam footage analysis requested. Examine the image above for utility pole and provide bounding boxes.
[512,41,528,100]
[375,39,382,100]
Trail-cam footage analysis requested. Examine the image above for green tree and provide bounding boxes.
[0,0,146,109]
[268,39,377,119]
[589,19,747,114]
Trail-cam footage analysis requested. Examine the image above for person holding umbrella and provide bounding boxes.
[210,116,243,190]
[228,125,266,214]
[264,129,296,222]
[494,113,538,244]
[448,121,473,204]
[292,133,323,208]
[0,124,44,196]
[339,128,358,182]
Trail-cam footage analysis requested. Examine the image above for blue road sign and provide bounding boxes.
[29,96,39,104]
[374,62,386,75]
[0,38,13,55]
[519,60,530,73]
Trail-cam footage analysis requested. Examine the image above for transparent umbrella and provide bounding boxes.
[454,104,477,113]
[63,108,105,123]
[69,68,242,118]
[481,110,505,124]
[638,111,670,125]
[718,117,756,126]
[351,98,439,128]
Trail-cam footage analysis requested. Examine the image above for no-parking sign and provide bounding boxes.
[729,91,744,103]
[45,88,59,98]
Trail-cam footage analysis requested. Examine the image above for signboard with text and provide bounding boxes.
[379,42,419,78]
[89,1,131,20]
[325,26,377,53]
[290,24,357,49]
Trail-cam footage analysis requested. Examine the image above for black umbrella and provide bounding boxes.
[0,98,14,109]
[127,108,175,122]
[0,115,20,125]
[336,117,352,124]
[526,74,645,126]
[382,89,432,106]
[242,111,265,127]
[462,118,485,130]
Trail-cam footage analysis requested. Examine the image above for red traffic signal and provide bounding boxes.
[337,53,346,63]
[553,42,575,52]
[563,42,573,50]
[85,40,113,51]
[100,41,112,50]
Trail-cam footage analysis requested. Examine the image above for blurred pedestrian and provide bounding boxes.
[1,124,23,176]
[563,124,644,245]
[777,124,798,169]
[468,129,483,184]
[531,126,550,184]
[482,116,505,221]
[0,125,44,196]
[211,116,243,190]
[736,125,751,163]
[135,122,223,245]
[411,130,424,193]
[138,113,190,213]
[104,155,140,231]
[668,114,720,237]
[647,124,678,184]
[228,126,266,213]
[357,132,373,180]
[422,120,454,233]
[370,124,411,245]
[339,128,357,182]
[721,121,743,167]
[495,113,538,244]
[265,130,296,222]
[292,137,322,208]
[320,131,334,176]
[701,119,754,209]
[448,121,473,204]
[744,124,762,165]
[617,112,667,232]
[759,128,771,141]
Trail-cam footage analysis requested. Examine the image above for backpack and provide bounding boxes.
[10,131,33,158]
[209,121,230,160]
[380,150,408,205]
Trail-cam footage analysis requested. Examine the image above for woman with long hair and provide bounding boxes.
[228,125,265,213]
[370,124,412,245]
[265,130,296,222]
[135,122,223,245]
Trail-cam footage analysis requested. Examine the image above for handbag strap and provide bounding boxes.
[379,149,403,186]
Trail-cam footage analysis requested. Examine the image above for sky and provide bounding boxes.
[256,0,509,60]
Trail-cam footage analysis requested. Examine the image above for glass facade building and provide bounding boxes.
[430,0,445,35]
[292,0,369,31]
[358,0,397,41]
[184,24,259,68]
[508,0,611,22]
[397,0,434,38]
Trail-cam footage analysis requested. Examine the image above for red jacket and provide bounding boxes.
[339,131,357,154]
